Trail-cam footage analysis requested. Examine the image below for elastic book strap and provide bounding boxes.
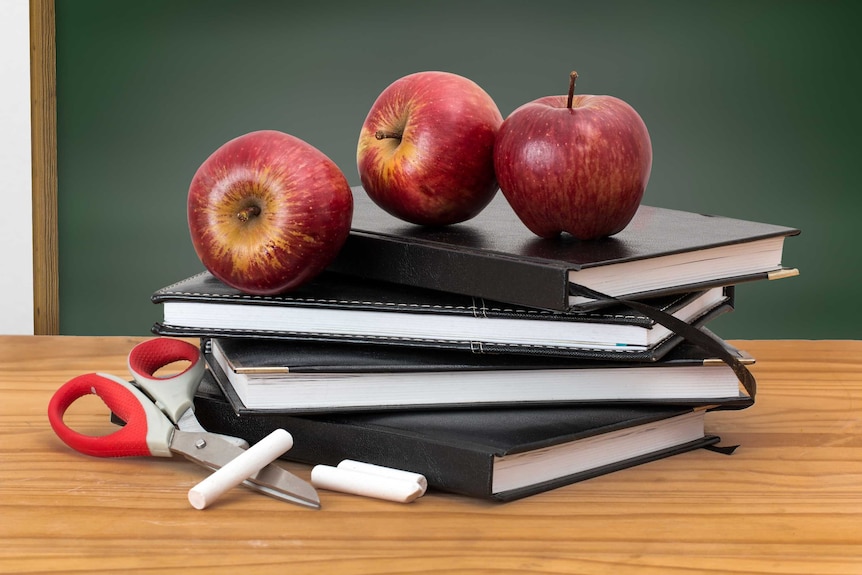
[568,283,756,398]
[704,442,740,455]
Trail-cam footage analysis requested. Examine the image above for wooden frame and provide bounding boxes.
[30,0,58,334]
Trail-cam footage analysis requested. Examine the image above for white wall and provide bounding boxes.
[0,0,35,335]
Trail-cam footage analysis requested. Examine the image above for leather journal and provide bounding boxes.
[201,333,754,413]
[328,186,800,312]
[191,365,727,502]
[152,271,733,361]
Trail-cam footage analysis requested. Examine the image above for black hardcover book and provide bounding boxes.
[202,333,754,413]
[328,186,799,312]
[152,271,733,361]
[192,366,725,501]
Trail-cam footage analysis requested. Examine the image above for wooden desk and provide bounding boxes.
[2,336,861,574]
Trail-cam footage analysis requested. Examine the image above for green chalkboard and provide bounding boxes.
[56,0,861,338]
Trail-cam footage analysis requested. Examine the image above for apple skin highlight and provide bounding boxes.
[188,130,353,295]
[357,71,503,227]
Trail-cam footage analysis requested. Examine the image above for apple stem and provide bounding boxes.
[567,71,578,109]
[375,130,403,141]
[236,205,261,222]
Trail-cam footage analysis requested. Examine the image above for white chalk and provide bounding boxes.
[336,460,427,495]
[311,465,425,503]
[188,428,294,510]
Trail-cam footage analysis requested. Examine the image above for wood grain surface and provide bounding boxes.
[28,0,59,335]
[1,336,861,574]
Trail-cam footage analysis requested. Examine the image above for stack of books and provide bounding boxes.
[152,187,799,501]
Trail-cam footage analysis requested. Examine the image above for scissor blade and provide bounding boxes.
[170,431,320,509]
[245,464,321,509]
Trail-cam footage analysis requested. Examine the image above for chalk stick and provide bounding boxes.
[336,460,427,495]
[311,465,425,503]
[188,428,294,510]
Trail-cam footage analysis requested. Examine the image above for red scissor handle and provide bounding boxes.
[127,338,205,424]
[47,372,174,458]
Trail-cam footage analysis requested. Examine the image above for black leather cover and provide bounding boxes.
[191,367,724,501]
[207,329,750,374]
[328,186,800,311]
[152,271,734,361]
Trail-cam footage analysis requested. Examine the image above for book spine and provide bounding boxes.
[192,393,497,499]
[329,232,572,311]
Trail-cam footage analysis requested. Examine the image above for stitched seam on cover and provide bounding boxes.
[159,325,654,353]
[158,273,702,320]
[157,271,211,293]
[468,297,490,318]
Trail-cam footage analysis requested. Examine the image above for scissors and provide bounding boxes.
[47,337,320,510]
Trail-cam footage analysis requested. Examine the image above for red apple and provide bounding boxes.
[494,71,652,239]
[357,71,503,226]
[187,130,353,295]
